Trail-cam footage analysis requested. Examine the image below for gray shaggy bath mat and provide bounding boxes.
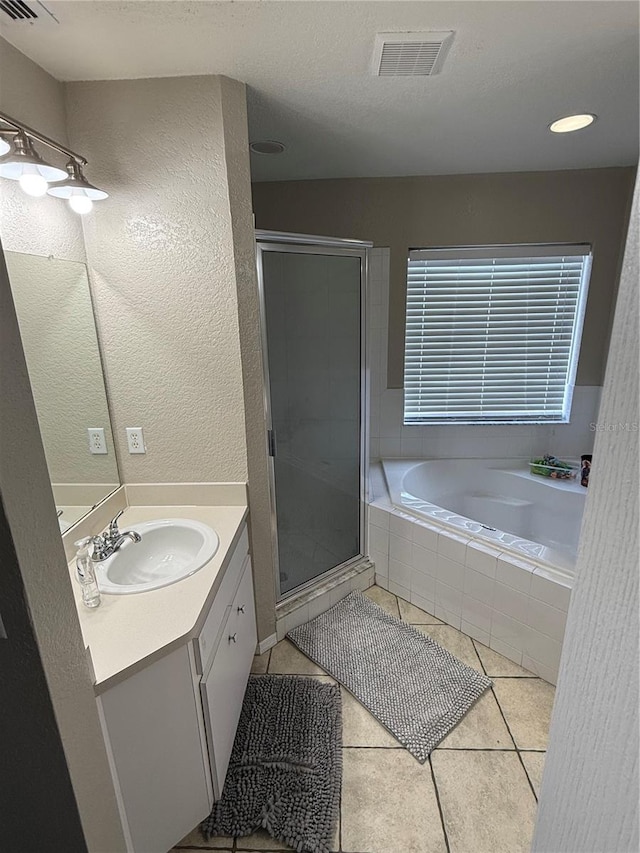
[288,590,492,762]
[201,674,341,853]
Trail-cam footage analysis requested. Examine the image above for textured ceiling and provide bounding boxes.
[2,1,638,181]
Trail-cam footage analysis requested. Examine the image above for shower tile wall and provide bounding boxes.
[368,248,603,463]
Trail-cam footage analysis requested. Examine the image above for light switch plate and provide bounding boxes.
[88,428,107,454]
[126,427,146,454]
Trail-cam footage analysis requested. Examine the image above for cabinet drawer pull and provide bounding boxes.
[237,605,245,614]
[228,633,237,644]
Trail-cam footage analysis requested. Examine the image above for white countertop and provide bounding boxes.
[67,503,248,694]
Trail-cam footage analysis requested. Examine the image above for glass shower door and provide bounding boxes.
[258,241,365,599]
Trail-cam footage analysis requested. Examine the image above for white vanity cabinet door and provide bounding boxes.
[98,644,211,853]
[201,556,257,798]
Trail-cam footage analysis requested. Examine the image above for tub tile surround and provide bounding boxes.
[368,483,570,684]
[367,247,602,463]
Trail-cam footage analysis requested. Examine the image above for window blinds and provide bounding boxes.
[404,245,592,424]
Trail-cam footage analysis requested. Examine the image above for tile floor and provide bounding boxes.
[173,585,554,853]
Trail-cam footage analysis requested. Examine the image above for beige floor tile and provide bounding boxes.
[174,826,233,848]
[437,689,513,750]
[236,827,291,849]
[363,585,400,618]
[473,642,534,677]
[173,849,232,852]
[341,747,447,853]
[341,687,400,748]
[398,597,443,624]
[431,750,537,853]
[268,639,326,675]
[492,678,555,749]
[520,751,546,797]
[415,624,483,670]
[251,650,271,674]
[309,674,337,685]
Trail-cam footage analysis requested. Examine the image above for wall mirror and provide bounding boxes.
[5,251,119,533]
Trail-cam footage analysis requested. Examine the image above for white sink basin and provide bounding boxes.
[95,518,219,594]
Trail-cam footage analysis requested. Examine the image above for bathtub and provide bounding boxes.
[382,458,585,576]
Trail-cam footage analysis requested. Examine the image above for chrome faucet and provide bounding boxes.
[90,509,142,562]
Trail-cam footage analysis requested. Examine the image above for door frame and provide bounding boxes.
[255,229,372,604]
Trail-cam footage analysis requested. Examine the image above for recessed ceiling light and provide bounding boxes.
[250,140,286,155]
[549,113,597,133]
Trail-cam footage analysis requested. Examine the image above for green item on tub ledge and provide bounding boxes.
[530,454,575,479]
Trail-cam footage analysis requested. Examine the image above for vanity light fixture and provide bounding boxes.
[0,110,108,212]
[47,160,109,214]
[0,131,67,196]
[549,113,597,133]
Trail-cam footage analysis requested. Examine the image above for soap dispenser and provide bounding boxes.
[75,537,101,609]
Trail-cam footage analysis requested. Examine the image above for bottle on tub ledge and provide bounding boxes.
[581,454,592,488]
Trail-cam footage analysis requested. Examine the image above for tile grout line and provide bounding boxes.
[487,683,540,803]
[428,754,451,853]
[474,637,544,802]
[342,745,521,752]
[338,771,343,853]
[470,638,489,677]
[487,675,541,679]
[470,637,541,681]
[391,591,400,619]
[489,684,519,751]
[515,746,540,803]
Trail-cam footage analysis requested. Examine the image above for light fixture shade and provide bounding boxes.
[0,135,10,157]
[0,131,67,182]
[47,160,108,201]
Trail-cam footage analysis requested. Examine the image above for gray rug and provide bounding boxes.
[201,674,342,853]
[288,591,492,762]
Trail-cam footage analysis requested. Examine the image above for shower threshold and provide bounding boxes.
[274,558,374,641]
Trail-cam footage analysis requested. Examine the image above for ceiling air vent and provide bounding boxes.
[0,0,58,25]
[373,32,454,77]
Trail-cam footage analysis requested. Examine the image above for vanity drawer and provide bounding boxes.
[200,558,257,797]
[195,526,249,674]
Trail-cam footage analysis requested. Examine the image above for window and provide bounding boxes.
[404,244,592,424]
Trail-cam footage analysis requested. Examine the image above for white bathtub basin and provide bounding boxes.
[382,458,585,573]
[94,518,219,594]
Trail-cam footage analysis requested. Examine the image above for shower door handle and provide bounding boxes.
[267,429,277,457]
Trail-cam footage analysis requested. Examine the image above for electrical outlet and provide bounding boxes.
[126,427,146,454]
[87,427,107,454]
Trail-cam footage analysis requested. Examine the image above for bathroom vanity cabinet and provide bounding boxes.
[97,523,256,853]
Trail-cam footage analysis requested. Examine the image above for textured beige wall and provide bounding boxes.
[65,75,276,639]
[0,37,118,496]
[0,38,85,262]
[6,252,118,484]
[65,76,249,483]
[219,77,276,640]
[252,167,636,387]
[533,178,639,852]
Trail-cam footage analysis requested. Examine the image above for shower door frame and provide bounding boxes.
[255,229,371,604]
